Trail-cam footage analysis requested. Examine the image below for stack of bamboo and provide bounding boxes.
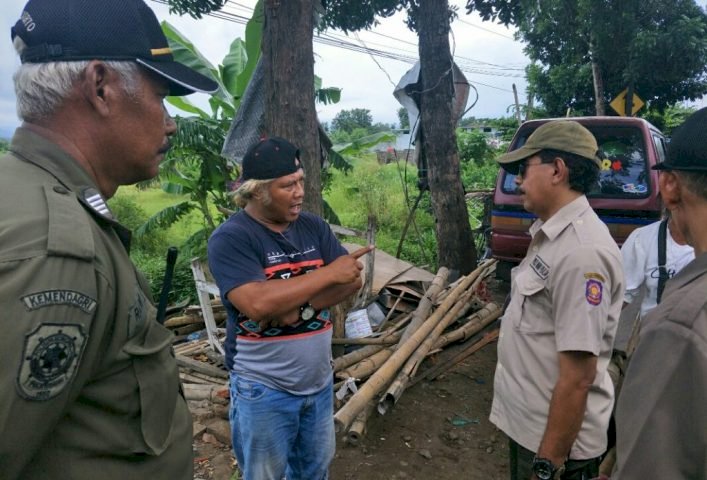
[164,299,225,343]
[332,259,501,445]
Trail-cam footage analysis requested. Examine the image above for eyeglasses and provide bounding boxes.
[517,159,553,177]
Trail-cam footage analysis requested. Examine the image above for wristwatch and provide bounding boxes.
[532,456,565,480]
[300,303,316,321]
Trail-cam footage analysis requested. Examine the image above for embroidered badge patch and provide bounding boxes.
[585,279,603,306]
[584,272,606,283]
[21,290,97,314]
[17,323,87,401]
[530,255,550,279]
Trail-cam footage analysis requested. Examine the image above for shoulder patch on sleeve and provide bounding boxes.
[17,323,88,401]
[585,279,604,306]
[584,272,606,283]
[44,185,95,260]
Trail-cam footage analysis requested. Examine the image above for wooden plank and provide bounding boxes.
[176,354,228,379]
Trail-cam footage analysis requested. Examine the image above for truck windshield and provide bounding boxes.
[501,125,650,199]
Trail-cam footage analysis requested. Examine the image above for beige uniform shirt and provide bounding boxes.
[490,195,624,459]
[0,128,192,479]
[614,253,707,479]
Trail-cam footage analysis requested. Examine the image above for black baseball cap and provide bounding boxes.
[653,107,707,172]
[241,137,303,181]
[11,0,218,96]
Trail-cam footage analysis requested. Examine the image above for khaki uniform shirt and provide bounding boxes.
[0,128,192,479]
[614,253,707,479]
[490,195,624,459]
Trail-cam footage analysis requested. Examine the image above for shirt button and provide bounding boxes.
[53,186,69,195]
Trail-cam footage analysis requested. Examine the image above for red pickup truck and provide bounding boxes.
[490,116,667,279]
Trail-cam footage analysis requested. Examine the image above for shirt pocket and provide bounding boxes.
[513,270,553,334]
[122,313,179,456]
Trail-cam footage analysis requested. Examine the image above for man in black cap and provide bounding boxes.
[0,0,218,478]
[208,137,373,480]
[612,107,707,479]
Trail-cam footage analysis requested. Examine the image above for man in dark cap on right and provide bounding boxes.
[0,0,218,478]
[612,107,707,479]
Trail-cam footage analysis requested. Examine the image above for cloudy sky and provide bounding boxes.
[1,0,705,138]
[0,0,529,138]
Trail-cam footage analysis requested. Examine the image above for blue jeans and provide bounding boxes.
[229,373,335,480]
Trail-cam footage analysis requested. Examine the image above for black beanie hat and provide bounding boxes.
[241,137,303,181]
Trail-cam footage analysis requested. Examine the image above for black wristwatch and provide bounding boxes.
[532,456,565,480]
[300,303,316,321]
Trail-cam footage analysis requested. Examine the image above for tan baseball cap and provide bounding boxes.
[497,120,602,173]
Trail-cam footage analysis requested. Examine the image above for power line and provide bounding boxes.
[149,0,519,91]
[456,17,516,40]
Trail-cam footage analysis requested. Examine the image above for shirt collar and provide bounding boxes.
[663,252,707,295]
[10,126,115,221]
[530,195,591,241]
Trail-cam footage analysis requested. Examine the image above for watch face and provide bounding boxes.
[532,458,555,480]
[301,305,316,320]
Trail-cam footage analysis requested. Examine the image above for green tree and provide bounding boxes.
[134,20,253,258]
[331,108,374,133]
[397,107,410,129]
[322,0,476,273]
[466,0,707,116]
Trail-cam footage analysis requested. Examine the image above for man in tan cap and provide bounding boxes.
[489,120,625,479]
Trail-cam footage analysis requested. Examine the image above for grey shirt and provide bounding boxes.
[614,252,707,479]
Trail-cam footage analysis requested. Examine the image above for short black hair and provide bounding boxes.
[539,149,599,194]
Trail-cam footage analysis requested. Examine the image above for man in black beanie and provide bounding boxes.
[613,107,707,479]
[208,136,373,480]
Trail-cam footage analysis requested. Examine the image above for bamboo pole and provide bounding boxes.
[336,348,394,381]
[176,354,229,379]
[353,215,376,310]
[165,313,225,328]
[431,302,501,351]
[331,335,400,346]
[346,401,376,446]
[175,339,209,356]
[333,344,387,372]
[378,262,496,415]
[333,259,495,432]
[411,328,500,386]
[399,267,449,344]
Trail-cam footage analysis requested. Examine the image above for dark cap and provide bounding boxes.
[11,0,218,96]
[497,120,602,174]
[241,137,303,181]
[653,107,707,172]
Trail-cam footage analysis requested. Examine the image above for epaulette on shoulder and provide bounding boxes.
[44,184,95,260]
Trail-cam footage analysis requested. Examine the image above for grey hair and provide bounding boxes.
[13,35,141,122]
[232,179,273,208]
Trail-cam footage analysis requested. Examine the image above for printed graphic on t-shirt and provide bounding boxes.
[236,257,331,340]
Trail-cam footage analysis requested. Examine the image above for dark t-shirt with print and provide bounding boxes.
[208,211,347,394]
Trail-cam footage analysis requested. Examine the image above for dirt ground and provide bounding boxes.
[191,278,511,480]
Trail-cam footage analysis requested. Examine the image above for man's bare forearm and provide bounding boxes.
[537,351,596,466]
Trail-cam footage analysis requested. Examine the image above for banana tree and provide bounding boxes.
[137,7,343,256]
[134,17,261,257]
